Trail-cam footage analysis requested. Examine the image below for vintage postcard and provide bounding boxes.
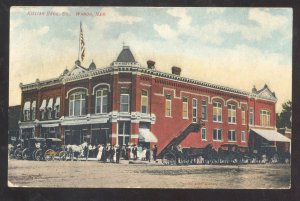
[8,6,292,189]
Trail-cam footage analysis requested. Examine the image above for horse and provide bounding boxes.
[66,142,88,161]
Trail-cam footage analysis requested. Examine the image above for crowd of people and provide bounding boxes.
[84,143,158,163]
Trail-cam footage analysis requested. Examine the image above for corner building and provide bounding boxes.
[19,46,278,155]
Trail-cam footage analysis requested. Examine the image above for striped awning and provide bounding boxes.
[40,99,47,110]
[139,128,158,143]
[23,101,30,110]
[47,98,53,109]
[251,128,291,143]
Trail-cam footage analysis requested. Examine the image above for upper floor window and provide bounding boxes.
[23,101,30,121]
[249,108,254,125]
[182,97,188,119]
[201,128,207,140]
[201,100,207,120]
[213,128,222,141]
[228,130,236,142]
[228,104,236,123]
[69,92,86,116]
[141,90,148,114]
[47,98,53,119]
[241,131,246,142]
[192,98,198,123]
[165,94,172,117]
[54,97,60,118]
[31,101,36,120]
[241,106,246,125]
[120,88,130,113]
[213,102,222,122]
[96,89,108,114]
[260,110,270,127]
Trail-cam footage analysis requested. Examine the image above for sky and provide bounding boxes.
[9,7,292,112]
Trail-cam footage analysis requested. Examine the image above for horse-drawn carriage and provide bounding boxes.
[34,138,66,161]
[21,138,46,160]
[159,118,290,165]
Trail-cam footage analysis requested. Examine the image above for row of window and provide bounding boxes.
[201,128,246,142]
[23,89,271,128]
[165,95,271,127]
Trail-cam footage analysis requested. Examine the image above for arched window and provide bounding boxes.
[69,91,86,116]
[213,101,222,122]
[260,110,270,127]
[95,88,108,114]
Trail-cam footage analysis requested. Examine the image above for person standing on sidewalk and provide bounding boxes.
[132,144,138,160]
[116,145,121,163]
[153,144,158,163]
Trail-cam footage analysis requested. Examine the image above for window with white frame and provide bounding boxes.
[241,131,246,142]
[249,108,254,125]
[192,98,198,122]
[95,89,108,114]
[23,101,30,121]
[201,100,207,120]
[69,92,86,116]
[260,110,270,127]
[213,102,222,122]
[141,90,148,114]
[31,101,36,120]
[201,128,207,140]
[120,88,130,113]
[40,99,47,120]
[118,121,130,145]
[228,104,236,123]
[241,106,246,125]
[165,94,172,117]
[228,130,236,142]
[213,129,222,141]
[182,97,188,119]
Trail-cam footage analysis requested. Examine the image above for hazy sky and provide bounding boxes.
[10,7,292,112]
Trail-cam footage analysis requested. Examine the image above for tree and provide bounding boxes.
[276,100,292,129]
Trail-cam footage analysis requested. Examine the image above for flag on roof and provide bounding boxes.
[80,21,85,61]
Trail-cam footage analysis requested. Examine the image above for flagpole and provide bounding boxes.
[78,21,81,61]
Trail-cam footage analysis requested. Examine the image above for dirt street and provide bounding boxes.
[8,159,290,189]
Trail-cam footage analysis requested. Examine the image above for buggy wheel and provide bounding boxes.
[22,148,31,160]
[59,151,67,161]
[162,153,176,165]
[35,149,43,161]
[14,148,22,160]
[44,149,55,161]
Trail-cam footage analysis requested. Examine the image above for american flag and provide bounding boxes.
[80,22,85,61]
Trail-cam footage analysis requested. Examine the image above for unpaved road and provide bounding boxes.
[8,159,290,189]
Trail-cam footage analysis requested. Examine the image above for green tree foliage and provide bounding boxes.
[276,100,292,129]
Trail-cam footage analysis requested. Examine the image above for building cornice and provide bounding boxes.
[20,65,277,102]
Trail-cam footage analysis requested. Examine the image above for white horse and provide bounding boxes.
[66,142,88,161]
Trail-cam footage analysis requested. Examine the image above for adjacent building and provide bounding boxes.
[18,45,289,154]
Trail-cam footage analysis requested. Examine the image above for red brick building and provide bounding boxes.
[19,45,286,154]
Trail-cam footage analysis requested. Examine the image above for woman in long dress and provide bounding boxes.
[97,144,103,161]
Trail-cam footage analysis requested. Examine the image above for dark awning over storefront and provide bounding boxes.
[139,128,158,143]
[251,128,291,143]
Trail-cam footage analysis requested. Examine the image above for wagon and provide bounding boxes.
[21,138,46,160]
[34,138,65,161]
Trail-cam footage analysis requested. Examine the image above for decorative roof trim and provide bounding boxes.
[20,65,277,102]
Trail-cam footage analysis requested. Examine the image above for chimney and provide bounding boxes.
[147,60,155,69]
[171,66,181,76]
